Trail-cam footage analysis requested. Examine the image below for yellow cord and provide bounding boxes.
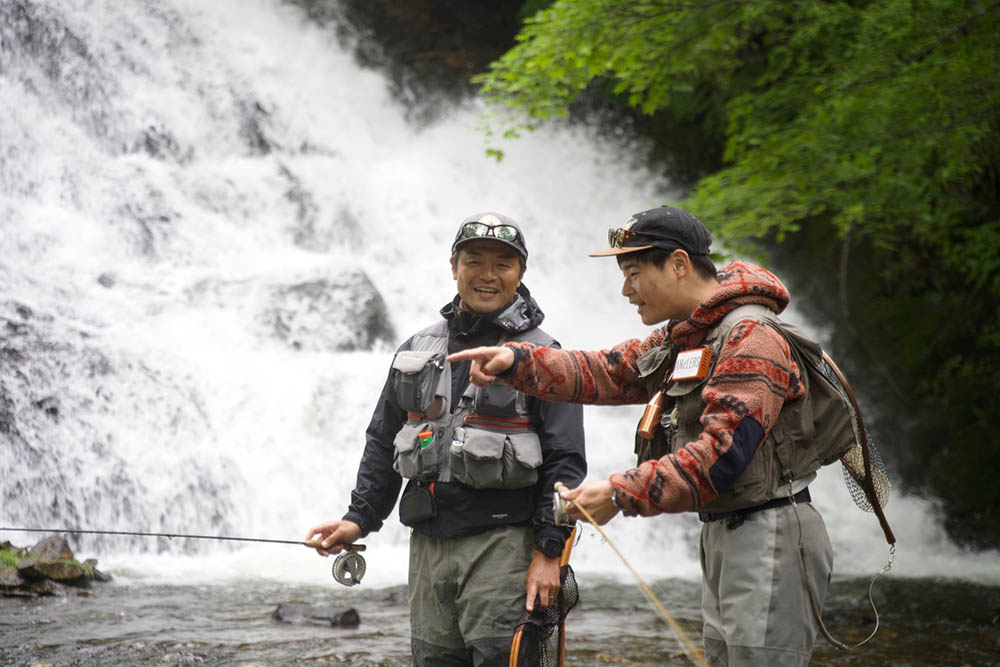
[567,498,709,667]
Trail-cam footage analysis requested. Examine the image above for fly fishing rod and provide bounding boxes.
[551,484,709,667]
[0,526,367,586]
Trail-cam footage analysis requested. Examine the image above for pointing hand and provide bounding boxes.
[446,346,516,386]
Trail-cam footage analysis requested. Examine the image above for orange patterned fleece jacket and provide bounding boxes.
[500,261,805,516]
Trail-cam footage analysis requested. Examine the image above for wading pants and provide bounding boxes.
[409,525,534,667]
[699,501,834,667]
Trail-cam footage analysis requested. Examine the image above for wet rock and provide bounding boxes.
[25,578,63,597]
[29,535,74,560]
[17,558,89,585]
[0,563,23,587]
[84,558,113,582]
[1,537,109,597]
[376,584,408,606]
[272,602,360,627]
[265,274,395,352]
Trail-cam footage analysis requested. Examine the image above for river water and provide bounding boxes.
[2,571,999,665]
[1,0,999,664]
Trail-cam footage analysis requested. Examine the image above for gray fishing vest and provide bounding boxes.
[390,320,553,490]
[635,305,848,513]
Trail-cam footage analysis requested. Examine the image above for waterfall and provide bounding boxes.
[2,0,996,589]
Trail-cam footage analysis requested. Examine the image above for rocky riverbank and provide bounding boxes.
[0,535,111,598]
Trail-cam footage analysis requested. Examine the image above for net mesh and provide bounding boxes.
[817,357,891,512]
[510,563,579,667]
[841,432,891,512]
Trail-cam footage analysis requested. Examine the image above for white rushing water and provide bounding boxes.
[1,0,997,591]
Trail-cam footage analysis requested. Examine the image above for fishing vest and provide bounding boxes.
[390,320,553,490]
[635,304,855,514]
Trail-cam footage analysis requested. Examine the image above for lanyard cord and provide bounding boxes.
[787,486,894,650]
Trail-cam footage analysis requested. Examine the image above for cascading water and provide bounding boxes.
[2,0,998,595]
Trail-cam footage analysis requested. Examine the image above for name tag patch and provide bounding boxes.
[672,347,712,381]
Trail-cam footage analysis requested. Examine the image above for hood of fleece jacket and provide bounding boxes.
[670,261,790,348]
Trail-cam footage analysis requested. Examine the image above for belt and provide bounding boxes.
[698,487,811,524]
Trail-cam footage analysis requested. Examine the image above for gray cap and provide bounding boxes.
[451,212,528,260]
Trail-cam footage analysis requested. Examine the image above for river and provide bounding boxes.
[1,0,999,665]
[2,569,999,665]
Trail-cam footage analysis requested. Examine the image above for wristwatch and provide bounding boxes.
[536,537,564,559]
[610,486,626,512]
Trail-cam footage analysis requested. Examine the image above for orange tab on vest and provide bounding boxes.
[672,347,712,381]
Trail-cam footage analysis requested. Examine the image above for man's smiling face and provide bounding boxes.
[451,240,523,314]
[618,254,685,325]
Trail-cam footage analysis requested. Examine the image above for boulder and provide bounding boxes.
[1,538,109,597]
[272,602,360,627]
[17,558,90,586]
[0,563,23,587]
[84,558,112,582]
[29,535,74,560]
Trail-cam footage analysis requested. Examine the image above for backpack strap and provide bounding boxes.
[710,304,798,481]
[715,304,775,334]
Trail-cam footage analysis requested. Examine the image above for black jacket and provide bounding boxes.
[342,285,586,551]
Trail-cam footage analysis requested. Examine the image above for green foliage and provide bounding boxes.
[0,548,20,568]
[0,547,95,578]
[481,0,1000,544]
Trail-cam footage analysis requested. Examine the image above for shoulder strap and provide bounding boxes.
[714,304,775,335]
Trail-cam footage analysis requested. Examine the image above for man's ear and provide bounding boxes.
[670,249,691,278]
[450,254,458,279]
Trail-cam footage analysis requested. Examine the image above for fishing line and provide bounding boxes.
[0,526,369,586]
[555,491,709,667]
[0,526,320,548]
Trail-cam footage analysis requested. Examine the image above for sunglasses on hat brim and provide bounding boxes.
[587,227,707,257]
[459,222,521,244]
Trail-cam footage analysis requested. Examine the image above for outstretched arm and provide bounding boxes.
[448,326,671,406]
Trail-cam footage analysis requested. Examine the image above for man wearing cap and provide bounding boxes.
[305,212,586,666]
[448,206,835,666]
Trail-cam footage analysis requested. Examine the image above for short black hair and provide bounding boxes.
[619,247,718,281]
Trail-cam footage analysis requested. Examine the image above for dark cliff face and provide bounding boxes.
[286,0,525,123]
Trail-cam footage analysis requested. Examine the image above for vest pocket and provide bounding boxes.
[503,431,542,488]
[393,421,440,480]
[453,428,542,489]
[391,350,446,416]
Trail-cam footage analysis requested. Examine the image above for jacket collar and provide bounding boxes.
[441,284,545,342]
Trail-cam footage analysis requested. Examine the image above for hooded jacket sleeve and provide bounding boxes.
[609,319,803,515]
[502,326,671,405]
[341,341,410,536]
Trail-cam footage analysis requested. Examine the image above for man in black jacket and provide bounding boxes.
[306,212,586,666]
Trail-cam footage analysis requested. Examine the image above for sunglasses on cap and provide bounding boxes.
[607,227,672,248]
[606,226,708,255]
[460,222,521,244]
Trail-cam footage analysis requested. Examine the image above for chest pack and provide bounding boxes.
[637,305,890,515]
[389,320,552,491]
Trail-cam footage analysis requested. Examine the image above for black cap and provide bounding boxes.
[589,206,711,257]
[451,212,528,260]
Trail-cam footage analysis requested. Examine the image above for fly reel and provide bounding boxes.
[332,545,367,586]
